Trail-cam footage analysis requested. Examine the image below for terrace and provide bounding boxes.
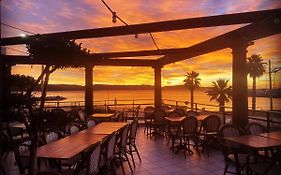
[1,3,281,175]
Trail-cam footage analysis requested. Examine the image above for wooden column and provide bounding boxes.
[154,65,162,109]
[0,61,4,122]
[231,42,249,127]
[85,66,93,115]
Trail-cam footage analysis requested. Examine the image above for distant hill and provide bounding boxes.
[35,84,280,98]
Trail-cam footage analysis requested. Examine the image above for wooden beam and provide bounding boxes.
[1,9,280,46]
[1,55,156,67]
[158,13,281,65]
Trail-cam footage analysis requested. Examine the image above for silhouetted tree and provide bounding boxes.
[206,79,232,113]
[183,71,200,110]
[25,35,91,175]
[247,54,266,111]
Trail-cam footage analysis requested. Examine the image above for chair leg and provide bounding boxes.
[223,163,228,175]
[128,144,136,167]
[132,142,141,162]
[124,152,133,173]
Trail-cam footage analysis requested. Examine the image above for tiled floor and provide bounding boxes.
[2,127,227,175]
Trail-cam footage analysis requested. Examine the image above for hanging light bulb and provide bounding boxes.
[135,33,138,38]
[112,12,117,23]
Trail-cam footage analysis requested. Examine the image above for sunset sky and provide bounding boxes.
[1,0,281,88]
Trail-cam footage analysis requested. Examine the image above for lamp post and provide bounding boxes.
[268,60,281,111]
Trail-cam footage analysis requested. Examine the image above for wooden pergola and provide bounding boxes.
[1,9,281,127]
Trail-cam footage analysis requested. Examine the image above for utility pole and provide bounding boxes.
[268,60,273,111]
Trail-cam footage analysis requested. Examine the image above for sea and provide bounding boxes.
[36,88,281,111]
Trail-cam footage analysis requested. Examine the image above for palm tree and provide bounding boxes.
[247,54,266,111]
[206,79,232,113]
[184,71,201,110]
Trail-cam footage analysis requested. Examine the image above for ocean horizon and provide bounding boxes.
[34,88,281,111]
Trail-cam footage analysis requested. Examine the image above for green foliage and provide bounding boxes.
[26,35,91,68]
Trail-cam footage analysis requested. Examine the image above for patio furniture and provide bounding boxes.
[14,141,31,174]
[99,132,117,174]
[127,119,141,168]
[69,124,81,135]
[151,109,166,137]
[126,105,141,121]
[245,122,266,135]
[115,124,133,174]
[172,116,199,158]
[143,106,155,135]
[90,113,115,122]
[71,142,102,175]
[173,108,186,116]
[218,124,249,175]
[199,115,221,157]
[186,110,198,117]
[87,119,97,128]
[83,122,128,135]
[259,131,281,141]
[166,112,184,145]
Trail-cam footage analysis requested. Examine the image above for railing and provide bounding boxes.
[42,98,281,130]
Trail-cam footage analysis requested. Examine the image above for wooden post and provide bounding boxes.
[231,42,249,127]
[153,65,162,109]
[85,66,93,115]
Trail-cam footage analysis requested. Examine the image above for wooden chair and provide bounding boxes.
[173,108,186,116]
[87,119,97,128]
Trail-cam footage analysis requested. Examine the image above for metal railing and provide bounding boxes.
[42,98,281,130]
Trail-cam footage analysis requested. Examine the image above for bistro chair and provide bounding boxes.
[115,124,133,174]
[173,116,199,158]
[14,141,32,174]
[143,106,155,135]
[69,124,81,135]
[99,132,117,174]
[199,115,221,157]
[71,142,102,175]
[44,129,62,144]
[151,109,166,137]
[87,119,97,128]
[127,119,141,167]
[245,122,266,135]
[186,110,198,117]
[166,111,182,145]
[173,108,186,116]
[218,124,249,175]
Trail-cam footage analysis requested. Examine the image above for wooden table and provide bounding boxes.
[36,132,107,159]
[165,116,186,124]
[90,113,115,121]
[82,122,128,135]
[258,131,281,141]
[196,114,209,121]
[224,135,281,149]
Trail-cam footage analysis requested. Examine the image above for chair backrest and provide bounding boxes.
[117,111,125,122]
[182,116,198,134]
[153,109,166,122]
[202,115,221,133]
[173,108,186,116]
[106,132,116,160]
[144,106,155,119]
[120,125,129,147]
[168,111,181,118]
[186,110,198,117]
[70,124,80,134]
[78,110,87,122]
[15,142,31,174]
[88,142,101,175]
[44,130,61,143]
[218,124,245,149]
[129,119,138,140]
[134,105,141,118]
[245,122,266,135]
[87,119,97,128]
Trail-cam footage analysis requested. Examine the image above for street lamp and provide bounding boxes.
[268,60,281,111]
